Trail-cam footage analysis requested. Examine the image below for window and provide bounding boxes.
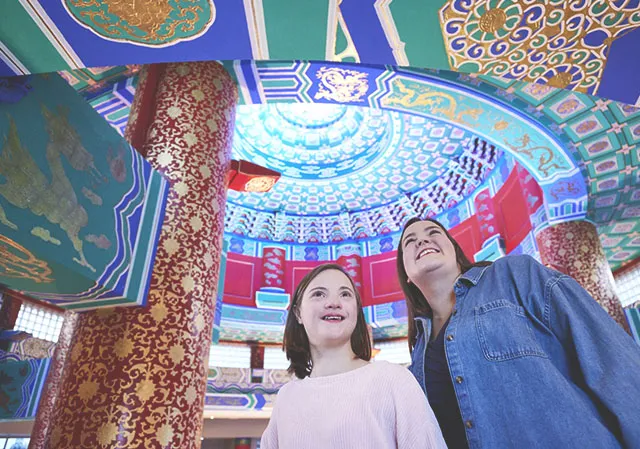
[264,346,289,370]
[615,264,640,308]
[208,343,251,368]
[374,339,411,365]
[13,303,63,343]
[0,438,30,449]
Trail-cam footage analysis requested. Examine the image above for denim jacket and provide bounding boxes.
[408,255,640,449]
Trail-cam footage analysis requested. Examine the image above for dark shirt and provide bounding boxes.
[424,317,469,449]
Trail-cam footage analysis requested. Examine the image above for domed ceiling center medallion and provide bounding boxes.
[274,103,347,128]
[227,103,501,242]
[233,103,394,181]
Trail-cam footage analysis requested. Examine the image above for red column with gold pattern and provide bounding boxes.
[28,311,78,449]
[0,289,22,332]
[536,220,630,332]
[31,62,237,449]
[233,438,251,449]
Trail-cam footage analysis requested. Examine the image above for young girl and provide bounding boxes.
[397,217,640,448]
[261,263,446,449]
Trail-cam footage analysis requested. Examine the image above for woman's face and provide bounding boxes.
[401,220,460,284]
[295,269,359,350]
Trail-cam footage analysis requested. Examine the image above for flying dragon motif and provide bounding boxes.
[0,105,105,272]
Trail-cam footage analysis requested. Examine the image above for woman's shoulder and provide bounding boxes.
[275,376,301,394]
[368,362,425,399]
[479,254,551,279]
[271,377,306,409]
[487,254,562,280]
[492,254,537,269]
[367,360,414,381]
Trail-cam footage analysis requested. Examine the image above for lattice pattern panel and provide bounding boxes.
[208,343,251,368]
[616,265,640,308]
[14,304,63,343]
[0,438,30,449]
[263,346,289,370]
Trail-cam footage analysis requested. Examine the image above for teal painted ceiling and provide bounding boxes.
[3,1,640,105]
[78,61,640,270]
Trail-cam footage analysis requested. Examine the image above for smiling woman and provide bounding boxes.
[396,216,640,449]
[260,263,447,449]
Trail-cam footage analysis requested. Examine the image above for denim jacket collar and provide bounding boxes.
[459,265,490,286]
[413,265,491,331]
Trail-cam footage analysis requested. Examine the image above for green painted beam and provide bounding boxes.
[0,1,71,73]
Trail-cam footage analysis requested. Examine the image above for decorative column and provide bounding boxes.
[537,220,630,332]
[28,311,78,448]
[255,247,289,309]
[0,289,22,332]
[0,290,23,352]
[31,62,237,449]
[233,438,251,449]
[336,243,363,295]
[212,240,229,344]
[250,344,265,370]
[250,344,265,383]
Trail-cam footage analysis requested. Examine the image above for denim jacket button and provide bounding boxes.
[446,334,454,341]
[465,420,474,429]
[455,376,464,384]
[452,309,458,316]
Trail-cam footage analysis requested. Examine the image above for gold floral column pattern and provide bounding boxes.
[36,62,237,449]
[28,311,78,449]
[537,220,630,333]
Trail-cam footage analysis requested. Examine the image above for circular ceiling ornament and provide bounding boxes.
[274,103,347,128]
[233,103,392,181]
[228,104,500,226]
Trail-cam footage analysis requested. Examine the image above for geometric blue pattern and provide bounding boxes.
[227,103,501,242]
[229,104,487,215]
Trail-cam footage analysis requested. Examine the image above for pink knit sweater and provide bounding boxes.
[260,361,447,449]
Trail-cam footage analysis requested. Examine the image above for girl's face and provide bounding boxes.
[296,269,359,350]
[401,220,460,283]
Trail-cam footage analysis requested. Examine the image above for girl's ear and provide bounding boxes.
[294,307,303,325]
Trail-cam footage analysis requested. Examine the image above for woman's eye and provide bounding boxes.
[430,230,441,235]
[403,238,415,247]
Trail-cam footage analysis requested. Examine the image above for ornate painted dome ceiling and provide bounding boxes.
[226,103,500,242]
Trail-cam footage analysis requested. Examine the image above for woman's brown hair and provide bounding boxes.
[396,217,491,352]
[283,263,371,379]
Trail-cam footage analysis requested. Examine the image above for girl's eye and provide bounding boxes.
[311,291,325,298]
[340,291,353,298]
[430,229,441,235]
[403,238,415,248]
